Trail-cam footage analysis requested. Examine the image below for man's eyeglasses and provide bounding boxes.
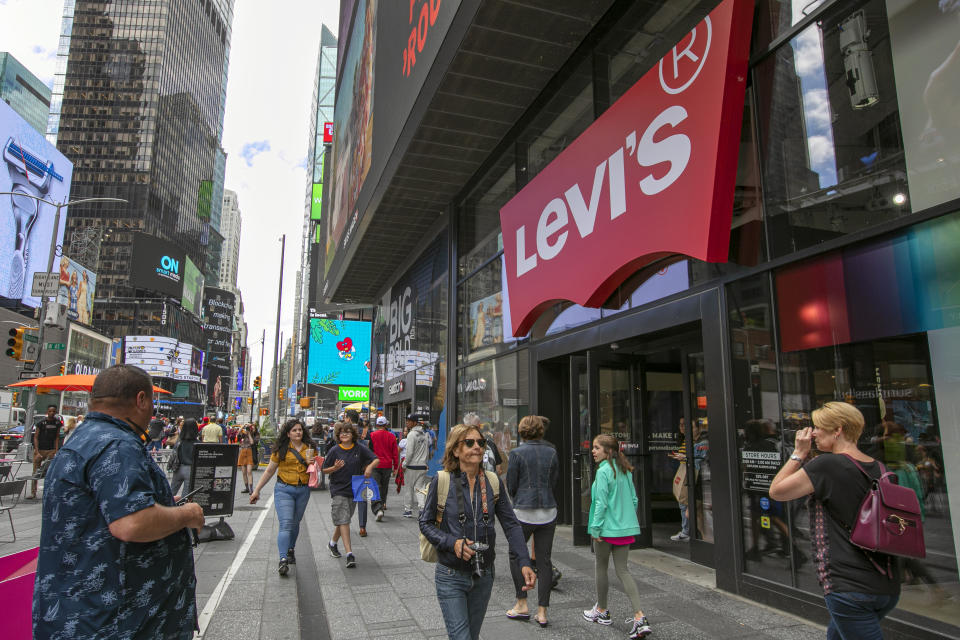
[463,438,487,449]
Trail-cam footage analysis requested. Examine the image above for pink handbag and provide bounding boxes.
[307,461,320,489]
[843,454,925,564]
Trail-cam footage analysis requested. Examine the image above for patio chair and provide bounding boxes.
[0,480,27,542]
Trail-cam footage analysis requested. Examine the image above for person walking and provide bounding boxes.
[369,415,399,521]
[200,417,222,443]
[147,413,165,452]
[30,405,62,499]
[402,413,431,517]
[344,409,371,535]
[505,415,559,627]
[169,418,199,497]
[237,424,255,493]
[62,416,78,444]
[250,418,317,576]
[419,423,537,640]
[33,365,204,639]
[582,434,653,639]
[321,421,379,568]
[770,402,901,639]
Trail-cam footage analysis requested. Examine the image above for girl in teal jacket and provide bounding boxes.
[582,434,652,639]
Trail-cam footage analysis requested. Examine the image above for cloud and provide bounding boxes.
[240,140,271,167]
[807,134,838,187]
[0,0,62,88]
[801,87,832,135]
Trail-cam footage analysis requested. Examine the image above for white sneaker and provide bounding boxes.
[669,531,689,541]
[376,509,384,521]
[583,604,612,625]
[628,616,653,638]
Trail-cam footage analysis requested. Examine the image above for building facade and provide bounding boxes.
[48,0,233,340]
[0,52,51,135]
[219,188,241,289]
[323,0,960,637]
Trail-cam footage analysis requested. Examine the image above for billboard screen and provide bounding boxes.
[57,256,96,324]
[0,100,73,308]
[311,181,323,221]
[307,319,371,387]
[124,336,179,377]
[203,287,235,409]
[130,232,186,297]
[181,257,204,315]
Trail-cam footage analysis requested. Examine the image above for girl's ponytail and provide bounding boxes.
[594,434,634,476]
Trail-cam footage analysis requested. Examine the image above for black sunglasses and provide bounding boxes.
[463,438,487,449]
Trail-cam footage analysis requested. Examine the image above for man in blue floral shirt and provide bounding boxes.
[33,365,205,640]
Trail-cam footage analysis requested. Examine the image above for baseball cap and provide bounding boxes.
[406,413,418,422]
[376,416,388,425]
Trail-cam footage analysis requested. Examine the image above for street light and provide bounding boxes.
[0,192,127,427]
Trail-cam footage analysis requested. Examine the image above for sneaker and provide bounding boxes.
[583,604,612,625]
[376,509,384,522]
[328,542,342,558]
[551,565,562,589]
[345,553,357,568]
[402,510,414,518]
[669,531,690,541]
[286,548,296,564]
[278,558,289,576]
[628,616,652,638]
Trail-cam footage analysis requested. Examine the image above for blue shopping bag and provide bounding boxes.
[352,475,381,502]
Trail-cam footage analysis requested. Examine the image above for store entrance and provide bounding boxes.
[557,325,713,566]
[385,401,411,431]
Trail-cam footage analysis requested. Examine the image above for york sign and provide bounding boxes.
[338,386,369,402]
[499,0,753,336]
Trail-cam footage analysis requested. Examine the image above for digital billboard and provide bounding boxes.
[181,256,204,315]
[124,336,179,377]
[130,232,186,297]
[307,319,371,387]
[0,99,73,308]
[203,287,235,409]
[311,181,323,221]
[57,255,96,325]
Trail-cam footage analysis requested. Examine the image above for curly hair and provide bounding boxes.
[334,421,359,444]
[274,418,315,461]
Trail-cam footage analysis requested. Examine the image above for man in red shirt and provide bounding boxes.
[369,416,398,521]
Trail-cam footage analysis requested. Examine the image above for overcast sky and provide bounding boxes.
[0,0,340,383]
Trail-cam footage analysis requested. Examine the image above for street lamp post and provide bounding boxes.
[0,193,127,428]
[270,235,285,422]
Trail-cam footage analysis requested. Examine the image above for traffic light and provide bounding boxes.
[253,376,261,390]
[247,397,253,405]
[6,328,24,360]
[59,364,65,375]
[279,388,285,400]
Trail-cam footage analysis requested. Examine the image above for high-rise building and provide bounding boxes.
[48,0,234,342]
[219,188,241,289]
[0,52,51,134]
[293,25,337,385]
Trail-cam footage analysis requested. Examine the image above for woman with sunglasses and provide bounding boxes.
[420,424,537,640]
[250,419,317,576]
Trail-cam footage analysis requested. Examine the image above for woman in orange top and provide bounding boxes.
[251,419,316,575]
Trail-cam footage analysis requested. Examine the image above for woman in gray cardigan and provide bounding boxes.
[505,415,559,627]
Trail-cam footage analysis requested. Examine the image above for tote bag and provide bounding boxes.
[672,464,688,506]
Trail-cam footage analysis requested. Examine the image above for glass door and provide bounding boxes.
[569,355,592,545]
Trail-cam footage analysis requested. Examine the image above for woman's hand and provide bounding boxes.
[249,489,260,504]
[794,427,813,459]
[520,566,537,591]
[454,538,476,561]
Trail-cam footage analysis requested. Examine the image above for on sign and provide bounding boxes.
[499,0,753,336]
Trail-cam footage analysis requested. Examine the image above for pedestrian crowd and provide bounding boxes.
[25,364,913,640]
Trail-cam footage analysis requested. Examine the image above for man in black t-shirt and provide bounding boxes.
[31,405,63,499]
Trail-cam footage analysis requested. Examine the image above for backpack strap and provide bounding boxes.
[838,454,894,577]
[484,470,500,503]
[435,471,449,524]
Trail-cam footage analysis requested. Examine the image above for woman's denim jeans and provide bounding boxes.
[169,464,192,498]
[274,482,310,558]
[435,564,494,640]
[824,591,899,640]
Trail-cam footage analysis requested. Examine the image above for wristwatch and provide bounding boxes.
[789,453,804,462]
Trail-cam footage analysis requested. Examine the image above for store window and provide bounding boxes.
[752,0,830,56]
[456,350,529,474]
[457,153,513,279]
[728,274,792,584]
[756,0,912,258]
[458,256,519,364]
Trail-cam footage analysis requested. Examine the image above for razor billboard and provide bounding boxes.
[499,0,754,336]
[0,100,73,308]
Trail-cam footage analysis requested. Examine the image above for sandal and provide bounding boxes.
[534,614,549,628]
[506,609,530,620]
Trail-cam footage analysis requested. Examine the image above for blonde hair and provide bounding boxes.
[518,415,547,440]
[812,402,865,442]
[442,424,483,472]
[65,417,77,431]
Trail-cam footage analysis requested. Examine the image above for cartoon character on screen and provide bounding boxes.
[337,336,355,361]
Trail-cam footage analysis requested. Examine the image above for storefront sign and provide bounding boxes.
[499,0,753,336]
[338,386,370,402]
[741,450,781,492]
[387,380,405,396]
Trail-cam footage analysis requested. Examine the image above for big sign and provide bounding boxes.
[500,0,753,336]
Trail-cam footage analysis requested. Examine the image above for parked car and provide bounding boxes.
[0,424,25,453]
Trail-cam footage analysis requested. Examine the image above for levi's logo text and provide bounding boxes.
[157,255,181,282]
[499,0,753,336]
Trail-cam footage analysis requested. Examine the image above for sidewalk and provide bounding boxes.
[6,472,827,639]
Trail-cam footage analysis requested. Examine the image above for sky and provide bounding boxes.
[0,0,340,384]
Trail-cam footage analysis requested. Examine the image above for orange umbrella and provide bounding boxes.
[9,373,172,394]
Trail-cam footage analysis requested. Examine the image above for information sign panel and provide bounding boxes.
[189,443,239,517]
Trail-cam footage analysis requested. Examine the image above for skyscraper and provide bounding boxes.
[0,52,51,135]
[219,188,241,290]
[49,0,234,341]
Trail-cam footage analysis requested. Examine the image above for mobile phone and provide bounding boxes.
[176,487,201,505]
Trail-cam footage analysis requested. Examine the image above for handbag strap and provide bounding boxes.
[289,446,307,466]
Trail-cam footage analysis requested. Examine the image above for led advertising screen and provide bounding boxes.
[203,287,235,409]
[0,99,73,308]
[181,257,204,315]
[307,318,371,387]
[124,335,179,377]
[311,181,323,221]
[130,232,186,297]
[57,255,96,325]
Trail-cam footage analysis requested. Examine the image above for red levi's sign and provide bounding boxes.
[499,0,753,336]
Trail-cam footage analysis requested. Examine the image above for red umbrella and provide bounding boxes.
[9,373,172,394]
